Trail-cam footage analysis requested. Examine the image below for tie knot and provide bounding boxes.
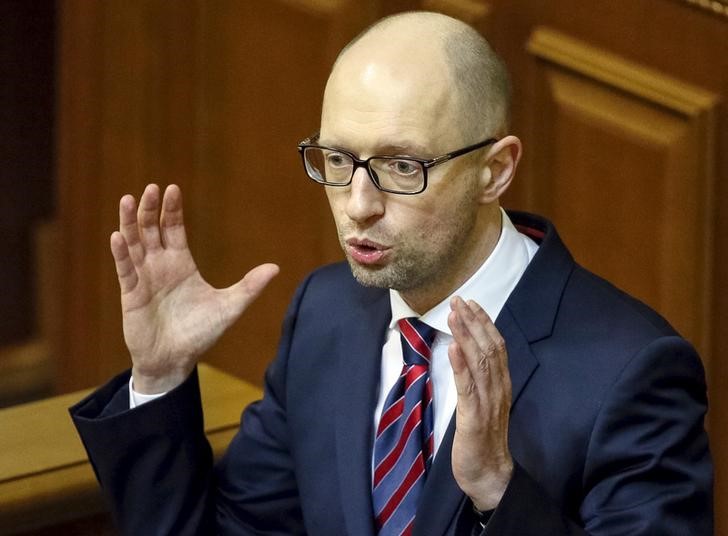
[398,318,437,366]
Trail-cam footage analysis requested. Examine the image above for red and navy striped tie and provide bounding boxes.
[372,317,436,536]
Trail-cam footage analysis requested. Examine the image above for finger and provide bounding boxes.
[448,297,482,362]
[223,263,280,317]
[159,184,189,250]
[450,298,502,399]
[137,183,163,251]
[463,300,504,367]
[110,231,139,294]
[119,194,145,265]
[449,297,491,381]
[467,300,511,392]
[448,335,478,399]
[462,300,499,368]
[458,299,505,365]
[448,307,482,406]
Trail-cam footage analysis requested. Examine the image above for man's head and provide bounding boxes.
[317,12,521,313]
[331,12,512,141]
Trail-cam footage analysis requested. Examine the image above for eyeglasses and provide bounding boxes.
[297,133,498,195]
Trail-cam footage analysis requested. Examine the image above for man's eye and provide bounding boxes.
[326,153,348,167]
[390,160,419,176]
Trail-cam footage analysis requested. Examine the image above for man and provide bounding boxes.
[70,11,712,535]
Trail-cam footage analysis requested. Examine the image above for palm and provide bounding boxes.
[121,246,208,369]
[111,184,278,392]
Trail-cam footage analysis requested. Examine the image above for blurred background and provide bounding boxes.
[1,0,726,533]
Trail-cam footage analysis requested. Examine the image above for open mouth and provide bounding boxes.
[346,238,390,265]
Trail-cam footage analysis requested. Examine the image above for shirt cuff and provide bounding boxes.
[128,375,168,408]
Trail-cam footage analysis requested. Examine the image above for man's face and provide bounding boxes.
[319,40,490,309]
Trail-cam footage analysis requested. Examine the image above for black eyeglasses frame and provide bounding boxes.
[296,133,499,195]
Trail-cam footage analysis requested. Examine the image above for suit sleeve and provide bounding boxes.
[69,275,314,536]
[475,336,712,535]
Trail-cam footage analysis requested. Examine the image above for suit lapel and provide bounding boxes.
[335,289,391,536]
[412,414,464,535]
[497,307,540,408]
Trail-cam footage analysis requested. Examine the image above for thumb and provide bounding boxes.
[224,263,280,313]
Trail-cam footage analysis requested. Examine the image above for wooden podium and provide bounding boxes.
[0,364,261,535]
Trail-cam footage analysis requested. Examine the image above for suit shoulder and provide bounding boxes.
[296,261,387,306]
[306,261,354,282]
[300,262,357,296]
[563,264,677,339]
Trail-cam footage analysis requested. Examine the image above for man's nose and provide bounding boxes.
[345,166,385,223]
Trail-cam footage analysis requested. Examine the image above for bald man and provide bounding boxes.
[71,12,712,536]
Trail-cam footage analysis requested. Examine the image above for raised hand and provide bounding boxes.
[110,184,279,394]
[447,296,513,511]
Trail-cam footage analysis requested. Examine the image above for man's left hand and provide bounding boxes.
[447,296,513,512]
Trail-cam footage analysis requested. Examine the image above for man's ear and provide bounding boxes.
[477,135,522,204]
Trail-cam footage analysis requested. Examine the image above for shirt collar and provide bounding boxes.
[389,208,537,335]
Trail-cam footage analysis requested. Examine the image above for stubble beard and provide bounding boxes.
[338,199,480,298]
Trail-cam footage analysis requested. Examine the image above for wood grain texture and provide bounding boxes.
[421,0,491,23]
[672,0,728,19]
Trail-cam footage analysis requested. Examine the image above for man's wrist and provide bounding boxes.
[468,460,513,511]
[131,365,193,395]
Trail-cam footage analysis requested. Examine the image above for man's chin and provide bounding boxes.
[347,259,394,289]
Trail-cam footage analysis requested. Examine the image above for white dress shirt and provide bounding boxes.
[374,209,537,460]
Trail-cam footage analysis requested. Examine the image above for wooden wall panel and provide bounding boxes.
[672,0,728,18]
[56,1,106,392]
[57,0,201,390]
[420,0,491,23]
[187,0,373,383]
[0,1,57,406]
[525,28,718,361]
[0,1,55,347]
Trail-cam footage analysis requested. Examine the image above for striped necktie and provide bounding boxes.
[372,317,436,536]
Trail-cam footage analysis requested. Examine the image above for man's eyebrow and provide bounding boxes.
[318,139,433,158]
[376,142,432,157]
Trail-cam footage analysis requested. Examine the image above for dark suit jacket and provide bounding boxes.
[70,211,712,535]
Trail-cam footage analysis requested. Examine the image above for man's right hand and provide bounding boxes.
[110,184,279,394]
